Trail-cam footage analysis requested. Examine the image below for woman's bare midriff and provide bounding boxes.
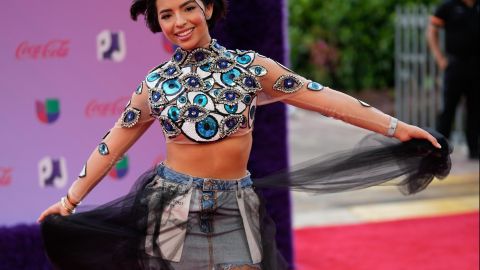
[164,133,253,180]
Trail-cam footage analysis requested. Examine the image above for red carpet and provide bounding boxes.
[294,212,479,270]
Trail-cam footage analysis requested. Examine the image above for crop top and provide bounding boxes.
[67,39,396,203]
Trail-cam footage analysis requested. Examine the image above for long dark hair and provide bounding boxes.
[130,0,228,33]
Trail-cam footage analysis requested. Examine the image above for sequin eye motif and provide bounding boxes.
[180,105,209,122]
[220,68,241,86]
[221,115,245,137]
[182,73,206,92]
[195,116,219,140]
[235,74,261,92]
[193,94,209,107]
[210,39,225,53]
[216,89,243,105]
[160,64,181,79]
[211,57,235,73]
[249,65,268,77]
[149,88,168,108]
[135,83,143,94]
[186,48,212,66]
[161,78,183,95]
[98,142,109,156]
[173,48,187,64]
[121,107,141,128]
[273,74,304,93]
[146,72,161,83]
[167,106,181,121]
[159,116,181,137]
[204,78,214,90]
[307,81,324,91]
[236,53,253,66]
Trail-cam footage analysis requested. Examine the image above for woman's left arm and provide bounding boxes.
[253,54,441,148]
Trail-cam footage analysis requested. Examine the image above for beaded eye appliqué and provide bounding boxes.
[273,74,304,93]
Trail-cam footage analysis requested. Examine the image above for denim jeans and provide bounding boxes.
[144,163,262,270]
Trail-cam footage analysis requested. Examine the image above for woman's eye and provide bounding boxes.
[160,14,171,20]
[186,6,196,12]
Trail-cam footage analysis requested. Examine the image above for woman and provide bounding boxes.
[38,0,449,269]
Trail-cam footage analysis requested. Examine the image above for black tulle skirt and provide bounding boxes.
[41,130,452,270]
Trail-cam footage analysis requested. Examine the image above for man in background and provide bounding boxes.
[427,0,479,159]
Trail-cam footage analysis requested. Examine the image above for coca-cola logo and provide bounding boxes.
[85,97,130,118]
[0,167,13,187]
[16,39,70,60]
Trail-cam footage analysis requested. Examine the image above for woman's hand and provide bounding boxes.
[37,201,71,223]
[395,121,442,149]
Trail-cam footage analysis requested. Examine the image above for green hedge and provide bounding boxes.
[289,0,439,92]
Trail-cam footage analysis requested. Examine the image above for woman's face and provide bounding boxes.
[156,0,213,50]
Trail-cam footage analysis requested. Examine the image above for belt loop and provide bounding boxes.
[186,176,194,190]
[237,181,242,198]
[156,163,164,177]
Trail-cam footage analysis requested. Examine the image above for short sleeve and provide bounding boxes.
[431,0,454,27]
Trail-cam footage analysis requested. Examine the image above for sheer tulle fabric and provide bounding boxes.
[41,130,451,270]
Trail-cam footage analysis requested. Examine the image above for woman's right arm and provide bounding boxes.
[38,81,155,222]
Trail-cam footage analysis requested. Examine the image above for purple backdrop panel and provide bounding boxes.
[0,1,171,226]
[214,0,294,267]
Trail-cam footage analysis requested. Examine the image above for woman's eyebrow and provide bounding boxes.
[159,0,196,14]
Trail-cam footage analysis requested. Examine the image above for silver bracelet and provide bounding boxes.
[386,117,398,137]
[60,197,76,214]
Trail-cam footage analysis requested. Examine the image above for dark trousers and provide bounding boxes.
[437,61,479,157]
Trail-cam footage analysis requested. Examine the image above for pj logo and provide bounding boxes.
[38,156,68,188]
[97,30,126,62]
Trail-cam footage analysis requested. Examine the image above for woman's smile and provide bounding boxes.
[175,27,195,42]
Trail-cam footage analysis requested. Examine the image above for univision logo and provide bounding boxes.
[36,99,60,124]
[109,155,128,179]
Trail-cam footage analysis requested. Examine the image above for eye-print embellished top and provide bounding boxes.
[143,39,316,143]
[68,39,395,203]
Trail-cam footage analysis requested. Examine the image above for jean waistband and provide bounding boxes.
[156,163,252,191]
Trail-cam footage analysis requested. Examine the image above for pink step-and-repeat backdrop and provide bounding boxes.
[0,1,173,225]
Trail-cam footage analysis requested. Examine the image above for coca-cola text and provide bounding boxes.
[0,167,13,187]
[85,97,130,118]
[16,39,70,60]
